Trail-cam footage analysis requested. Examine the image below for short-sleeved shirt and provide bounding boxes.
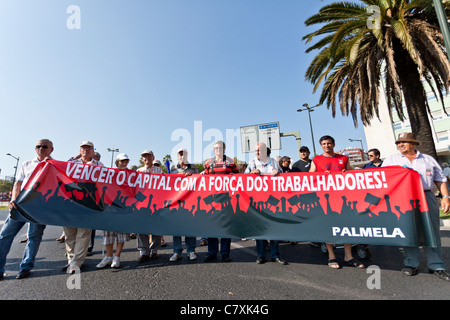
[245,157,282,174]
[203,156,239,174]
[291,159,312,172]
[312,154,349,172]
[382,151,446,190]
[17,157,50,189]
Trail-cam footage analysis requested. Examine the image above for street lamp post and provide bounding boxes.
[6,153,19,195]
[433,0,450,61]
[107,148,119,168]
[297,103,320,156]
[348,138,364,150]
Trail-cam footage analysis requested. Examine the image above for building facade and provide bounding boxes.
[363,80,450,164]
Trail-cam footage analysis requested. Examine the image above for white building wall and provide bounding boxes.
[363,86,398,159]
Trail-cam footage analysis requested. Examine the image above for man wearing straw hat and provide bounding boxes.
[383,132,450,281]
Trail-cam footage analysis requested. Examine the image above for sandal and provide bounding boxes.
[328,259,341,269]
[345,259,365,269]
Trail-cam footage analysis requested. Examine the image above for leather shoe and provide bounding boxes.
[272,257,287,265]
[221,255,231,262]
[203,254,217,262]
[401,266,418,276]
[137,255,150,263]
[429,269,450,281]
[16,269,31,279]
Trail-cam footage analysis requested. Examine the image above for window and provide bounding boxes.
[393,122,402,130]
[437,131,449,142]
[431,110,444,120]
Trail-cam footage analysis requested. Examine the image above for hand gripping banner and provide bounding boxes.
[12,160,437,247]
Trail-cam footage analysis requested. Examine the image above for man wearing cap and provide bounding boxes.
[169,148,199,262]
[291,146,312,172]
[136,149,163,262]
[171,148,199,176]
[62,141,104,274]
[0,139,54,280]
[382,132,450,281]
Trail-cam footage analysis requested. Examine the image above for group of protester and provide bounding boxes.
[1,132,449,282]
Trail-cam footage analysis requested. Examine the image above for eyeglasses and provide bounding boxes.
[368,155,375,158]
[36,145,49,149]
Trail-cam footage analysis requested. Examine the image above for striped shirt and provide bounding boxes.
[203,156,239,174]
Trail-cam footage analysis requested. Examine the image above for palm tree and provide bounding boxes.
[303,0,450,159]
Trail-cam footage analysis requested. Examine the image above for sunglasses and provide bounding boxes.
[35,145,49,149]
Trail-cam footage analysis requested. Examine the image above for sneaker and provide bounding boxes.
[169,253,181,262]
[188,252,197,260]
[96,256,113,269]
[111,256,120,268]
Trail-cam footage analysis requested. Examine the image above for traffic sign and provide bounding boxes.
[240,122,281,153]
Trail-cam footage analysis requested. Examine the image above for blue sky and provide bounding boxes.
[0,0,367,177]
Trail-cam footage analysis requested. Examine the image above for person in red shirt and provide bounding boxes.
[310,135,364,269]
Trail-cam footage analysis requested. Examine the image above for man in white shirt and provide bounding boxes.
[245,142,282,176]
[0,139,54,280]
[62,141,104,274]
[136,149,163,262]
[245,142,286,265]
[382,132,450,281]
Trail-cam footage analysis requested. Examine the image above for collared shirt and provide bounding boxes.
[17,157,51,189]
[245,157,282,174]
[363,160,383,169]
[170,163,199,175]
[137,165,163,174]
[382,151,446,190]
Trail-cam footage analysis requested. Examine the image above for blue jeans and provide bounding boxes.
[173,236,196,254]
[207,238,231,256]
[0,216,46,274]
[256,240,280,259]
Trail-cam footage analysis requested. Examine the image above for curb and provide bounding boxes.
[440,219,450,228]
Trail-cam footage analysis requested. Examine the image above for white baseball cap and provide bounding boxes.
[116,153,130,161]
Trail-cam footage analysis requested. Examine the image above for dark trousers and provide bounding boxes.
[207,238,231,256]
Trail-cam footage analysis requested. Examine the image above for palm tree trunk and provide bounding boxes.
[393,44,438,160]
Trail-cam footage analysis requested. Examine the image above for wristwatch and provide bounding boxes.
[443,195,450,199]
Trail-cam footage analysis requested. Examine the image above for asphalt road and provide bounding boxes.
[0,209,449,304]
